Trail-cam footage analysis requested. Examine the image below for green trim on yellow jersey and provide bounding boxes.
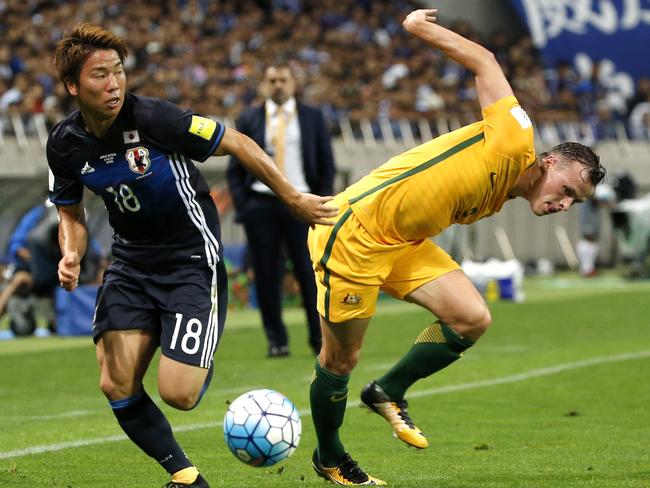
[348,132,485,205]
[320,208,354,322]
[319,132,485,321]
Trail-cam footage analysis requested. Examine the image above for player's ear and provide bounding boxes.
[543,154,555,171]
[65,78,79,96]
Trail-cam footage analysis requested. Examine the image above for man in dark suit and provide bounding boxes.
[227,63,336,357]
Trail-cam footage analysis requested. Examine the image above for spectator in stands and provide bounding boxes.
[626,76,650,115]
[546,60,579,97]
[574,60,608,120]
[0,72,29,113]
[0,200,48,321]
[576,184,616,277]
[627,77,650,139]
[590,100,621,140]
[0,0,646,138]
[0,45,13,81]
[542,85,580,123]
[227,63,336,357]
[0,198,106,333]
[629,101,650,140]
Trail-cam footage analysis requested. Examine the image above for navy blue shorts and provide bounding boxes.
[93,260,228,369]
[12,257,30,273]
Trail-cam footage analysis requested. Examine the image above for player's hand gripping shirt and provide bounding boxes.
[47,93,225,268]
[341,96,536,242]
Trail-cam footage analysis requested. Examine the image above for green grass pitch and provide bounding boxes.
[0,275,649,487]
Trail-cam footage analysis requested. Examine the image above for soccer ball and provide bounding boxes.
[223,389,301,467]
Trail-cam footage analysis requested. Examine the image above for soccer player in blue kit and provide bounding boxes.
[47,24,337,488]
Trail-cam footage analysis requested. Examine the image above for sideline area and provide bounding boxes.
[1,272,649,353]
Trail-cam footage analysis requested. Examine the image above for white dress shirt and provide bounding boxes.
[252,97,309,194]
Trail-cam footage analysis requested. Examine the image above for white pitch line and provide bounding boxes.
[1,350,648,460]
[403,350,650,400]
[2,387,265,423]
[16,410,97,421]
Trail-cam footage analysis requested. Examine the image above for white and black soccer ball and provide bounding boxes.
[223,389,301,467]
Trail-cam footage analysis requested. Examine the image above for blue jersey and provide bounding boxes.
[47,93,225,268]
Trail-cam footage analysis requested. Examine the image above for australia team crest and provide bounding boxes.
[125,146,151,175]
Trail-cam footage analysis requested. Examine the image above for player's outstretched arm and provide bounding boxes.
[214,127,338,226]
[56,203,88,291]
[403,8,513,109]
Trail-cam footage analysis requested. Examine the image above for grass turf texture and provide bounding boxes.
[0,274,648,487]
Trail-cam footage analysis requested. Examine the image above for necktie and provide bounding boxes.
[272,108,287,173]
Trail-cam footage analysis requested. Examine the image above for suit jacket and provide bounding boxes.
[227,101,336,222]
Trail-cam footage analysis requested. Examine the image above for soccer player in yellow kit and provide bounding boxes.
[308,9,606,486]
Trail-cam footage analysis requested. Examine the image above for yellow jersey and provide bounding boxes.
[338,96,536,243]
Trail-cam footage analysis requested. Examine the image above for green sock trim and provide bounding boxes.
[314,359,350,387]
[377,321,474,400]
[310,360,349,466]
[440,322,476,352]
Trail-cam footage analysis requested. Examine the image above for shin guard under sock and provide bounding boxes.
[310,360,349,466]
[110,390,192,475]
[377,321,475,400]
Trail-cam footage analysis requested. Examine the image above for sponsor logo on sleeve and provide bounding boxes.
[189,115,217,141]
[509,106,532,129]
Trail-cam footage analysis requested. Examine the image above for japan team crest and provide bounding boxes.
[125,146,151,175]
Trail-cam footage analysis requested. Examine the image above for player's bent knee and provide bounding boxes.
[157,355,213,410]
[444,304,492,340]
[462,307,491,338]
[320,350,360,376]
[325,360,356,376]
[99,377,116,399]
[473,307,492,334]
[158,376,204,410]
[99,376,138,401]
[159,389,200,411]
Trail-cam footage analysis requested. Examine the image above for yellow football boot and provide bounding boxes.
[312,449,386,486]
[360,381,429,449]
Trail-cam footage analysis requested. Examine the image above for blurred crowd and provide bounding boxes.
[1,0,650,139]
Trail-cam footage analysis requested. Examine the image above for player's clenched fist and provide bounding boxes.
[403,8,438,31]
[58,252,81,291]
